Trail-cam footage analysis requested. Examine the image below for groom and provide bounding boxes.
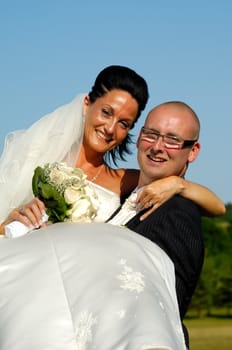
[109,101,203,348]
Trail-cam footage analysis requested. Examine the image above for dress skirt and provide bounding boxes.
[0,222,186,350]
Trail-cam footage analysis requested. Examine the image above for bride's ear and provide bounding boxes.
[83,96,90,115]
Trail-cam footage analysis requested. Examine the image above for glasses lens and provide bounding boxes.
[141,127,185,149]
[141,128,158,141]
[164,136,182,148]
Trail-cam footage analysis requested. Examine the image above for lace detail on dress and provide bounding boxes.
[116,309,126,319]
[75,310,98,350]
[117,258,145,294]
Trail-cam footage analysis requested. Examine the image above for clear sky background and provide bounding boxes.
[1,0,231,204]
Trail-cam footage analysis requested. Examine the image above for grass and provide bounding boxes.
[184,317,232,350]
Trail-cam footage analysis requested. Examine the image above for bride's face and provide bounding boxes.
[83,89,138,154]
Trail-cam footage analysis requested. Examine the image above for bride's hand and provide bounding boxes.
[136,176,183,221]
[4,198,46,230]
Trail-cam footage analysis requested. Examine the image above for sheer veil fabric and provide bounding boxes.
[0,223,186,350]
[0,94,85,221]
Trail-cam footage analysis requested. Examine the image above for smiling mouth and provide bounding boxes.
[96,130,113,143]
[147,154,166,163]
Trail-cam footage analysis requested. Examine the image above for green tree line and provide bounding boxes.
[187,203,232,318]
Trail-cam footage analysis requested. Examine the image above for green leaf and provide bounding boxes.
[39,183,68,222]
[32,167,69,223]
[32,166,45,197]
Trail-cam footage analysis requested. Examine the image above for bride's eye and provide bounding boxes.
[119,120,130,129]
[102,108,111,117]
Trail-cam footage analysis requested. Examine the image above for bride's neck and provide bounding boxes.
[75,146,105,181]
[76,146,104,167]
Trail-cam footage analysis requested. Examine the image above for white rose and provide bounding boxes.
[69,177,85,189]
[64,187,81,205]
[72,167,87,179]
[61,164,74,176]
[49,168,70,185]
[69,198,93,222]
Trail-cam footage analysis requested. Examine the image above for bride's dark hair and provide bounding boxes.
[88,65,149,165]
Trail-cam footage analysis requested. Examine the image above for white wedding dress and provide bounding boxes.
[0,184,186,350]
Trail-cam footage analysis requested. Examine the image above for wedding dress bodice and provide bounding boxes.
[89,182,121,222]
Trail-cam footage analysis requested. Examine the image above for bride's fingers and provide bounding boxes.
[33,197,46,213]
[139,204,159,221]
[19,206,41,228]
[137,193,164,220]
[135,190,145,204]
[18,199,45,228]
[136,190,157,208]
[6,207,33,228]
[137,193,157,210]
[18,209,36,228]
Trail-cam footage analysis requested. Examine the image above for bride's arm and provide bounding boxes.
[0,198,46,235]
[137,176,226,221]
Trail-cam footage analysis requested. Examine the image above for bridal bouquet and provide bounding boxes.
[32,162,99,223]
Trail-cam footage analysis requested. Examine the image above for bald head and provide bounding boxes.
[146,101,200,140]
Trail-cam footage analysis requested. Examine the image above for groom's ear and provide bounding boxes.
[188,141,201,163]
[136,130,143,149]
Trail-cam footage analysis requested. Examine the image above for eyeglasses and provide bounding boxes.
[141,127,197,149]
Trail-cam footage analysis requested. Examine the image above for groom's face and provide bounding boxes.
[136,104,200,186]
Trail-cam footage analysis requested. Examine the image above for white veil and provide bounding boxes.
[0,94,86,222]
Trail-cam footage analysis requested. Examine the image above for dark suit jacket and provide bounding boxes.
[125,195,204,347]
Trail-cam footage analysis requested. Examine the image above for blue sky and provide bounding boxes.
[1,0,231,204]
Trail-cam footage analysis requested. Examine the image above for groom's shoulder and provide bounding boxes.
[140,195,202,236]
[127,195,201,229]
[166,195,199,210]
[150,195,201,220]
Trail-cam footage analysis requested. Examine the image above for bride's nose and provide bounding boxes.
[104,118,117,134]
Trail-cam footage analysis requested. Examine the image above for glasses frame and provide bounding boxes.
[141,127,197,149]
